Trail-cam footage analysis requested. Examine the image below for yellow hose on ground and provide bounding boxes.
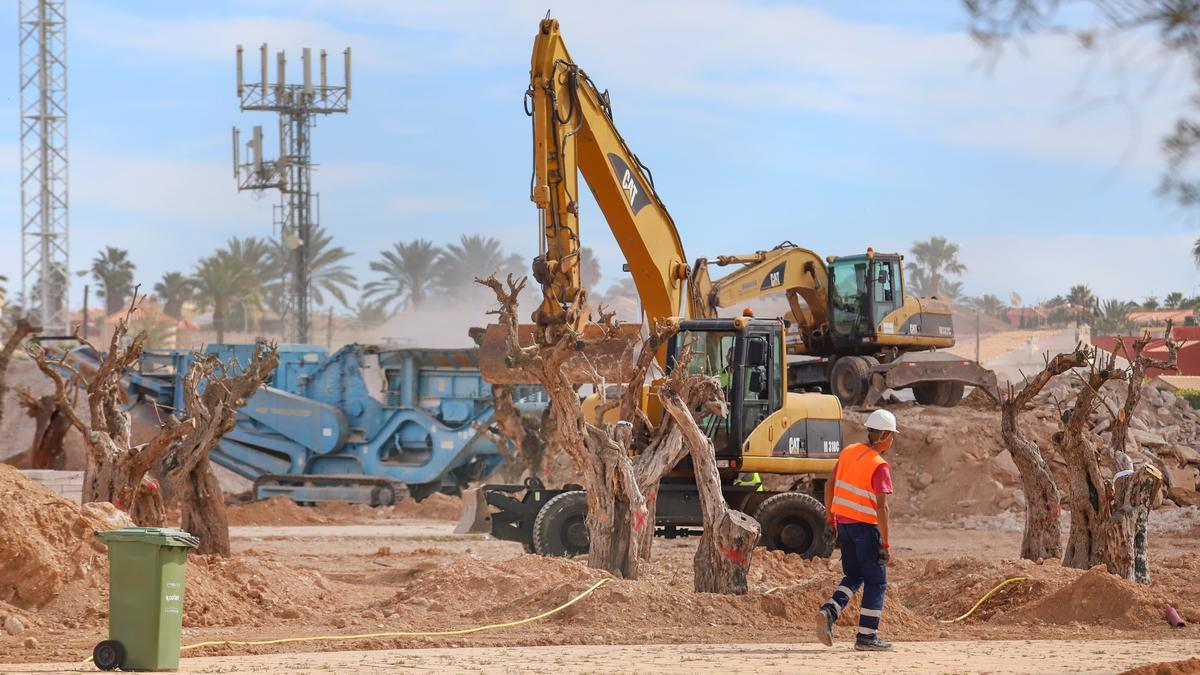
[938,577,1026,624]
[85,578,609,662]
[763,576,1028,624]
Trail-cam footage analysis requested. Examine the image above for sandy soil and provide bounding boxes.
[4,639,1199,674]
[2,513,1197,667]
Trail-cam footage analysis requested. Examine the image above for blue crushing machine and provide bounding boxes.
[127,343,535,505]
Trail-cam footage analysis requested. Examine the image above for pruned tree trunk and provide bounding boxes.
[479,275,735,586]
[16,388,70,469]
[490,384,548,478]
[1000,351,1085,560]
[661,379,756,594]
[29,293,279,554]
[1059,364,1124,570]
[1059,326,1174,581]
[159,340,279,555]
[0,319,38,429]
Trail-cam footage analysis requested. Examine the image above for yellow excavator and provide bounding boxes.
[690,244,1000,407]
[465,16,844,559]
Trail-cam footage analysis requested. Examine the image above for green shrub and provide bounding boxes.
[1175,389,1200,409]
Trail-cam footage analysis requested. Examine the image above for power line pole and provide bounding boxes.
[233,44,349,343]
[19,0,70,334]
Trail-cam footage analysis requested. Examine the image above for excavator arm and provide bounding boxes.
[690,244,832,353]
[528,17,689,331]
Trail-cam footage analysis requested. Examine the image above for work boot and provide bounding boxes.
[854,634,893,652]
[814,607,834,647]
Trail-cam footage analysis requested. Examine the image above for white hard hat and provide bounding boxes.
[865,409,898,433]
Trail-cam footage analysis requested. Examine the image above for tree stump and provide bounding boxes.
[0,319,38,429]
[16,389,69,470]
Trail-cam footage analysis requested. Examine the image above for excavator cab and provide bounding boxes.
[665,318,784,462]
[826,253,903,348]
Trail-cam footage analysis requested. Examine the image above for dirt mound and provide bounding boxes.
[0,466,344,633]
[392,492,463,520]
[227,496,329,526]
[185,555,331,627]
[1123,659,1200,675]
[0,464,132,609]
[1015,565,1177,629]
[227,493,463,526]
[838,405,1031,520]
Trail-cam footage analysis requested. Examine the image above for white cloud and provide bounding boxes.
[288,0,1189,169]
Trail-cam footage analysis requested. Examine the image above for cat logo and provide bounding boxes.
[760,262,787,291]
[787,437,803,454]
[606,153,651,215]
[621,169,638,206]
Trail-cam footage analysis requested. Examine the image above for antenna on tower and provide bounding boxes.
[233,44,351,343]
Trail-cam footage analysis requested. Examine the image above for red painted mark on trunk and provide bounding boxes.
[718,545,750,566]
[633,508,648,532]
[1046,502,1061,523]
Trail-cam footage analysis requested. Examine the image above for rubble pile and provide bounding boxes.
[1027,377,1200,508]
[835,375,1200,520]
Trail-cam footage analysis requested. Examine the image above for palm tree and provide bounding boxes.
[1193,236,1200,268]
[964,293,1006,318]
[1142,296,1160,311]
[191,238,270,342]
[363,239,442,312]
[437,235,522,300]
[1095,298,1137,334]
[92,247,137,315]
[154,272,193,319]
[264,226,358,310]
[1065,284,1097,312]
[1164,291,1185,309]
[905,236,965,298]
[349,299,390,330]
[579,247,602,289]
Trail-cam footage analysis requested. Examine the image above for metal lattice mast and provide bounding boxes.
[234,44,349,343]
[19,0,69,334]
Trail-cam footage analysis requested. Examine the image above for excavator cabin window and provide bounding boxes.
[666,321,784,458]
[829,257,870,339]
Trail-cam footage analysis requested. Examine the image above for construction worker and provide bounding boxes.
[733,472,764,491]
[814,409,896,652]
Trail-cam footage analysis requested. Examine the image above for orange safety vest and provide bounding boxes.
[829,442,887,525]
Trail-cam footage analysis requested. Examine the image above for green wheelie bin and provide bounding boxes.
[93,527,199,671]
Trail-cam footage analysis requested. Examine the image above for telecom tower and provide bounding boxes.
[19,0,70,334]
[234,44,350,343]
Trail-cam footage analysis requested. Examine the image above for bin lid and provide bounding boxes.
[96,527,200,548]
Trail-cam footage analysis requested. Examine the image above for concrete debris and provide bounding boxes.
[4,614,25,636]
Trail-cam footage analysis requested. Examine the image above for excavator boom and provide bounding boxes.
[481,18,690,383]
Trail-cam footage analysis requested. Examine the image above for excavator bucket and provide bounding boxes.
[476,323,643,385]
[454,487,493,534]
[862,352,1001,407]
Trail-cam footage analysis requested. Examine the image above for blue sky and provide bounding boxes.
[2,0,1197,312]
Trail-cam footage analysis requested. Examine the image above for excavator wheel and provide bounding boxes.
[532,490,589,557]
[829,356,871,407]
[938,382,966,407]
[753,492,834,559]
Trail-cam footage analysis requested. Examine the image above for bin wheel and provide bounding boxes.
[93,640,125,671]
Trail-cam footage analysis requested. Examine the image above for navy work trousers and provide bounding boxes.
[821,521,887,638]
